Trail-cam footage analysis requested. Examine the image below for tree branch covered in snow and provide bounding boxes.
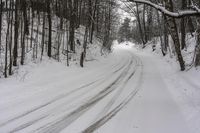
[128,0,200,18]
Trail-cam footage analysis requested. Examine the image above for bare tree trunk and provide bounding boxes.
[69,0,76,52]
[156,11,166,56]
[30,8,34,49]
[194,0,200,66]
[9,0,14,75]
[0,0,3,56]
[41,11,46,60]
[5,1,11,78]
[13,0,19,66]
[80,27,88,67]
[21,0,28,65]
[89,0,98,43]
[35,12,40,59]
[66,23,69,66]
[47,0,52,58]
[164,0,185,71]
[142,4,147,43]
[180,0,187,50]
[146,6,153,41]
[163,14,169,52]
[80,0,92,67]
[187,0,195,36]
[136,3,145,47]
[195,17,200,66]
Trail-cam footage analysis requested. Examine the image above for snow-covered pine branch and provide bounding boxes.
[128,0,200,18]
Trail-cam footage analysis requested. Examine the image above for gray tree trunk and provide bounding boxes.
[164,0,185,71]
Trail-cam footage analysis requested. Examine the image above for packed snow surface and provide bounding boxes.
[0,42,199,133]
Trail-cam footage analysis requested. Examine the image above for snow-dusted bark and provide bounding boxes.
[164,0,185,71]
[129,0,200,18]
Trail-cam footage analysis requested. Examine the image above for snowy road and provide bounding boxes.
[0,44,193,133]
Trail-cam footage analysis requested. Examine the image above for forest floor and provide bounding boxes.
[0,42,200,133]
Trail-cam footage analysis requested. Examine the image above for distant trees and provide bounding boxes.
[0,0,118,78]
[122,0,200,71]
[118,17,132,43]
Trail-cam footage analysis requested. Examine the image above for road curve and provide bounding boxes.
[0,48,143,133]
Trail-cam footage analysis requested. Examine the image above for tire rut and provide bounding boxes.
[82,56,144,133]
[34,58,135,133]
[0,55,131,133]
[93,54,138,121]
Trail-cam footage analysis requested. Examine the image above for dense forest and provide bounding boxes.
[1,0,200,78]
[0,0,118,78]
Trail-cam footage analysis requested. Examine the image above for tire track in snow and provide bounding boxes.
[0,81,97,128]
[93,54,138,121]
[9,116,48,133]
[82,55,144,133]
[0,53,130,132]
[33,56,135,133]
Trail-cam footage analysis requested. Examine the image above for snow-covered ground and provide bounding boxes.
[0,41,200,133]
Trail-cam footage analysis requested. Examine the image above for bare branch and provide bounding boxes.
[127,0,200,18]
